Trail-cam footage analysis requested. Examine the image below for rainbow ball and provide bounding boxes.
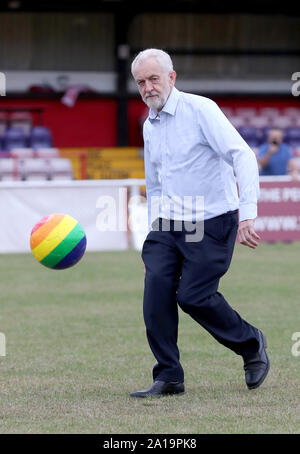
[30,213,87,270]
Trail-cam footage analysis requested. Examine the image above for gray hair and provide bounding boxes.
[131,48,173,76]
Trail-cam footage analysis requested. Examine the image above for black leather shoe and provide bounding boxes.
[130,380,185,398]
[244,330,270,390]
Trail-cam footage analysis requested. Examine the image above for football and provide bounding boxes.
[30,213,87,269]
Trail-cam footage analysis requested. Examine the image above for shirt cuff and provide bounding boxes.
[239,203,257,222]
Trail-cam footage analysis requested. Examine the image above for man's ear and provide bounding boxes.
[169,70,177,86]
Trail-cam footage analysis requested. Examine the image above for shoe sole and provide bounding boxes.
[130,391,185,398]
[247,331,270,390]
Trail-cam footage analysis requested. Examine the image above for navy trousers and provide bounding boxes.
[141,211,260,383]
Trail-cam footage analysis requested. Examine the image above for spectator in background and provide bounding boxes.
[258,128,299,180]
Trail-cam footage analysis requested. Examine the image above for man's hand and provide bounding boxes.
[142,262,146,275]
[258,144,279,169]
[238,219,261,249]
[268,143,279,155]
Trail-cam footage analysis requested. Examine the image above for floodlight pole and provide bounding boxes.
[115,12,133,147]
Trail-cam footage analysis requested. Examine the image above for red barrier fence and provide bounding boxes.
[256,177,300,242]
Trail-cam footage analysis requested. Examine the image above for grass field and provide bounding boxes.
[0,243,300,434]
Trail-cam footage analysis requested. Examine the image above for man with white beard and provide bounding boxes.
[130,48,269,398]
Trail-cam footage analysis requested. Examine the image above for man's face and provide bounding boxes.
[268,129,283,144]
[133,57,176,112]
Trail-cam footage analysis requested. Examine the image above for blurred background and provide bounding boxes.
[1,0,300,251]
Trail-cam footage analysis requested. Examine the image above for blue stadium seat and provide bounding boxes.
[30,126,53,149]
[0,112,7,140]
[285,127,300,147]
[260,126,273,144]
[237,126,261,147]
[3,127,27,152]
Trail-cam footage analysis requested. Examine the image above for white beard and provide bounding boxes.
[143,88,169,112]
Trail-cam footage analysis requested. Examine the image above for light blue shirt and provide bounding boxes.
[143,86,260,230]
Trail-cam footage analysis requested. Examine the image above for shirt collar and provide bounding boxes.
[148,86,180,120]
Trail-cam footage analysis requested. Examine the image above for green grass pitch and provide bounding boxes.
[0,243,300,434]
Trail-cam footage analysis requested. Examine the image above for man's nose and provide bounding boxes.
[144,80,154,92]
